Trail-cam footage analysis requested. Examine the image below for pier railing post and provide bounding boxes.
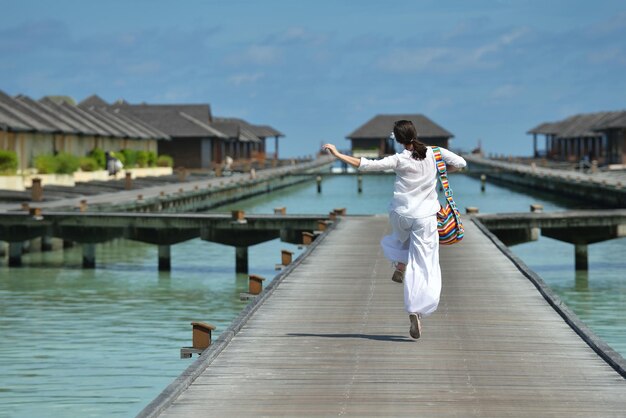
[249,274,266,295]
[125,172,132,190]
[281,250,293,266]
[31,178,43,202]
[302,232,314,245]
[274,207,286,215]
[181,322,216,358]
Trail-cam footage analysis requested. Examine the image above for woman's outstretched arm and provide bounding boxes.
[322,144,361,167]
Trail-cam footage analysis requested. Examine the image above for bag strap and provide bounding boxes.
[432,147,454,201]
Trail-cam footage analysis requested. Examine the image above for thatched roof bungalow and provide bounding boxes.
[528,110,626,165]
[346,114,454,158]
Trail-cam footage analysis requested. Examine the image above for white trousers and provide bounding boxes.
[380,211,441,316]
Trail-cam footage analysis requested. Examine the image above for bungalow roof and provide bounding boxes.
[347,114,454,140]
[116,103,227,138]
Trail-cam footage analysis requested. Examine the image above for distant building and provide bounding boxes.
[104,100,227,169]
[82,95,285,169]
[346,114,455,158]
[212,117,284,163]
[528,111,626,165]
[0,90,168,173]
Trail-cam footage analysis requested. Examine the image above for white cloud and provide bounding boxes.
[224,45,282,66]
[490,84,521,101]
[227,72,265,86]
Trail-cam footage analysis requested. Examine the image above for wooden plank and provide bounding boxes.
[153,217,626,417]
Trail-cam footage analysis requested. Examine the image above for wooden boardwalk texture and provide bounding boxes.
[154,217,626,417]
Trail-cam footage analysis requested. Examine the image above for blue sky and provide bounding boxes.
[1,0,625,157]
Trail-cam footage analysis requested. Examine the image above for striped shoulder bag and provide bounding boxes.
[432,147,464,245]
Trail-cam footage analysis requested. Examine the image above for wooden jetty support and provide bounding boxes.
[0,156,333,214]
[0,212,327,271]
[139,216,626,417]
[477,209,626,270]
[465,155,626,207]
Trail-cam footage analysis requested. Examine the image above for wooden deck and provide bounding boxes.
[144,216,626,417]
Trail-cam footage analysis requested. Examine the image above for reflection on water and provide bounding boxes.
[0,173,624,417]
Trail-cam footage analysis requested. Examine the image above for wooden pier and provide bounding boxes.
[139,216,626,417]
[465,155,626,207]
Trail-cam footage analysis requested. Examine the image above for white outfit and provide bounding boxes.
[359,147,466,316]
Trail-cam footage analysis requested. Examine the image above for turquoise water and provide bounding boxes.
[0,173,624,417]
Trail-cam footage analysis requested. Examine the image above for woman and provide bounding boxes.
[322,120,466,339]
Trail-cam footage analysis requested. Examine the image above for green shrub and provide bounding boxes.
[0,150,18,175]
[157,155,173,167]
[136,150,149,168]
[88,148,106,169]
[147,151,157,167]
[79,157,99,172]
[54,152,81,174]
[35,153,81,174]
[35,154,59,174]
[119,149,137,168]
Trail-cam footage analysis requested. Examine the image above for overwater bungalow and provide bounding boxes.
[212,117,283,164]
[528,110,626,165]
[0,90,168,173]
[346,114,455,158]
[81,97,227,170]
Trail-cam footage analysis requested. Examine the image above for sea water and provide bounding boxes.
[0,173,624,417]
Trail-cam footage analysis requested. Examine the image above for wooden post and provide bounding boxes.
[466,207,479,214]
[29,207,42,219]
[333,208,346,216]
[232,210,245,222]
[249,274,266,295]
[236,246,248,273]
[317,220,328,231]
[192,322,216,349]
[31,178,43,202]
[177,167,187,182]
[530,204,543,241]
[281,250,293,266]
[302,231,314,245]
[329,211,337,221]
[137,194,143,201]
[21,202,29,211]
[125,172,132,190]
[215,165,222,177]
[158,245,171,271]
[274,207,286,215]
[79,199,88,212]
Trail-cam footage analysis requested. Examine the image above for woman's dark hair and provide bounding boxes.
[393,120,427,160]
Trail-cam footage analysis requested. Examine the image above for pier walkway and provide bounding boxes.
[141,216,626,417]
[0,157,333,213]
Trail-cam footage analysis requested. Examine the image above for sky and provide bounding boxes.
[1,0,625,157]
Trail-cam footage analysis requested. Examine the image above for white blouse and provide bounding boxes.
[358,147,467,218]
